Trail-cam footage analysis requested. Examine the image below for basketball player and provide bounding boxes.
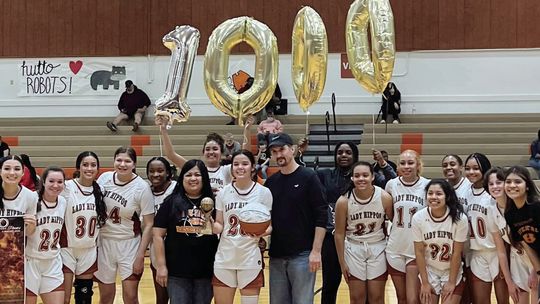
[94,147,154,304]
[441,155,471,206]
[26,167,67,304]
[0,155,37,234]
[60,152,108,304]
[385,149,430,304]
[503,166,540,303]
[485,167,531,304]
[212,150,272,304]
[413,179,468,304]
[156,116,252,194]
[463,153,507,304]
[146,156,176,304]
[334,161,393,304]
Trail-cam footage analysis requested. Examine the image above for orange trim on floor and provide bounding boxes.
[131,135,151,146]
[3,136,19,146]
[400,133,423,154]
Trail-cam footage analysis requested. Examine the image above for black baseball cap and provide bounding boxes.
[268,133,293,148]
[125,80,133,87]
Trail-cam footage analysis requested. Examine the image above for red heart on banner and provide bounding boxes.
[69,60,83,74]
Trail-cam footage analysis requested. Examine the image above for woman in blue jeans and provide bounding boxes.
[153,159,219,304]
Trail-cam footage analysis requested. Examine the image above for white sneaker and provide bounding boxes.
[393,120,399,124]
[380,120,386,124]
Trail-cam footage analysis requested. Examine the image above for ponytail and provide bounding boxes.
[92,181,107,227]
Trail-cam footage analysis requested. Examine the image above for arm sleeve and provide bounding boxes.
[138,183,156,216]
[117,94,125,111]
[154,199,172,228]
[411,215,423,242]
[262,187,273,212]
[487,205,506,233]
[455,216,469,242]
[27,192,38,215]
[374,164,397,188]
[215,190,224,211]
[308,173,328,229]
[142,91,151,107]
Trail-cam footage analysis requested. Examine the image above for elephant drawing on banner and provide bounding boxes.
[90,66,126,90]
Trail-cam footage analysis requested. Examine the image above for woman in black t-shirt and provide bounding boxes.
[504,165,540,292]
[153,159,218,304]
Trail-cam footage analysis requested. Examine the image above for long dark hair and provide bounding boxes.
[231,150,257,181]
[425,179,464,223]
[20,154,39,189]
[114,147,137,173]
[37,166,65,213]
[75,151,107,227]
[166,159,214,221]
[0,155,24,211]
[465,153,491,187]
[342,161,374,197]
[333,141,359,169]
[146,156,173,182]
[504,166,540,213]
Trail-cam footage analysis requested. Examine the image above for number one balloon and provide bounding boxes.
[155,26,200,126]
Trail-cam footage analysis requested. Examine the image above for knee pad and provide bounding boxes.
[74,279,94,304]
[240,295,259,304]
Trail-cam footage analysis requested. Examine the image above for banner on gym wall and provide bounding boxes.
[18,59,136,96]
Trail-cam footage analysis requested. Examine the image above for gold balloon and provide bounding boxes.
[291,6,328,112]
[204,17,278,125]
[346,0,395,94]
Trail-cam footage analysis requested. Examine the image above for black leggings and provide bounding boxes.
[321,231,342,304]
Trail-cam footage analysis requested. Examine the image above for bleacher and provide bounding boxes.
[1,113,538,187]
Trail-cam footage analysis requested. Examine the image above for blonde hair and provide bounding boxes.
[398,149,423,176]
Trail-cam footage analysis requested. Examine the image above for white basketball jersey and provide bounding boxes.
[26,197,67,259]
[345,186,386,243]
[453,177,472,207]
[207,165,232,195]
[0,186,37,216]
[97,172,154,240]
[385,176,430,257]
[152,180,177,213]
[60,179,102,249]
[465,187,499,250]
[214,182,272,270]
[412,208,468,271]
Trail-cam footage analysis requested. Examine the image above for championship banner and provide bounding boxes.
[0,216,25,303]
[18,59,136,96]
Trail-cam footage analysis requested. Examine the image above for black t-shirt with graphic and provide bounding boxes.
[154,194,218,279]
[505,201,540,254]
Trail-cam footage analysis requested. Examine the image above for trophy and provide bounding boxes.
[199,197,214,235]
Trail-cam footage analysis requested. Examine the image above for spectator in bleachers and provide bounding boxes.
[372,149,397,178]
[0,136,10,157]
[380,82,401,124]
[528,129,540,178]
[222,133,241,165]
[257,110,283,145]
[19,154,39,191]
[106,80,151,132]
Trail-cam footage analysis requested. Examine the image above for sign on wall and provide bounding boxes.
[340,53,354,78]
[18,59,136,96]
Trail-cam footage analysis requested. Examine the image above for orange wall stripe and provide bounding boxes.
[131,135,151,146]
[401,133,423,155]
[3,136,19,146]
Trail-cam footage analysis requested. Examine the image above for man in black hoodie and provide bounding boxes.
[107,80,151,132]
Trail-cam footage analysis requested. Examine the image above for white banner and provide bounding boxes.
[18,59,136,96]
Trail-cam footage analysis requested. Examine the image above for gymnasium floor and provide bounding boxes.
[62,258,498,304]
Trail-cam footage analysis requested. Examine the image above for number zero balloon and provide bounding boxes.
[346,0,396,94]
[204,17,278,125]
[291,6,328,112]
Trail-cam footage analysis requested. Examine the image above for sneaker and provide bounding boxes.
[132,122,139,132]
[392,120,399,124]
[106,121,117,132]
[380,120,386,124]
